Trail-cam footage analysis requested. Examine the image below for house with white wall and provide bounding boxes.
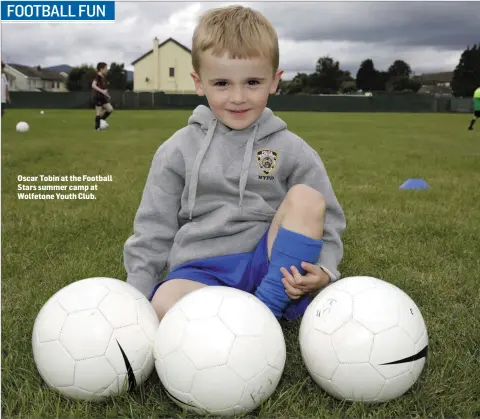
[4,64,68,92]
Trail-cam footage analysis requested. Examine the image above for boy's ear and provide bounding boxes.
[270,69,284,94]
[191,72,205,96]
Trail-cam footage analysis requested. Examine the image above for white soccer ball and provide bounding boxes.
[32,277,159,401]
[299,276,428,403]
[99,119,109,130]
[40,110,44,114]
[154,286,286,416]
[16,121,29,132]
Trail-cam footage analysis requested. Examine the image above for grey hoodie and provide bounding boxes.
[124,105,346,297]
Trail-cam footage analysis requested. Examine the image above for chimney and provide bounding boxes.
[153,37,159,91]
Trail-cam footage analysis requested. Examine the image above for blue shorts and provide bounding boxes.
[148,229,311,321]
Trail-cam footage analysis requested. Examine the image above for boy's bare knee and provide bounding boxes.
[286,184,326,218]
[151,279,207,321]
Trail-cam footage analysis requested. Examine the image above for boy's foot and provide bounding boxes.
[468,127,473,130]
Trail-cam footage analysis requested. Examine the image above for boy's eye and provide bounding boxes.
[213,80,260,87]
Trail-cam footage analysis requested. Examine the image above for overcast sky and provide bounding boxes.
[1,1,479,80]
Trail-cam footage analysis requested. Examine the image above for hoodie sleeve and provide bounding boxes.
[124,141,184,297]
[286,140,346,281]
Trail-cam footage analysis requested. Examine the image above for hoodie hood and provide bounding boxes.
[186,105,287,219]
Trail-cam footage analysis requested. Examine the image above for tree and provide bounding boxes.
[376,71,390,91]
[284,73,309,94]
[314,56,344,93]
[67,64,97,91]
[107,62,127,90]
[356,59,378,91]
[451,43,480,97]
[388,76,422,92]
[406,78,422,93]
[385,60,414,91]
[339,70,354,83]
[388,60,412,78]
[306,72,322,94]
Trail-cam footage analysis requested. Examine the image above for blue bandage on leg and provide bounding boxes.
[255,227,323,318]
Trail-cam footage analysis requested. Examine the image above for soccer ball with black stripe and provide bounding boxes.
[299,276,428,402]
[32,277,159,401]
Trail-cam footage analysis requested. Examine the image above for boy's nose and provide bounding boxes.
[230,87,246,104]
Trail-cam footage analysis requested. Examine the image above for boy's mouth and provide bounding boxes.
[229,109,249,115]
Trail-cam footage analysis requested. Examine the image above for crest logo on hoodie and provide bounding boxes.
[256,149,278,179]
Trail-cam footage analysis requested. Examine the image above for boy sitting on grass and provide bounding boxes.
[124,5,346,321]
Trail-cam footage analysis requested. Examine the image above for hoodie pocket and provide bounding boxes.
[239,198,276,219]
[240,210,276,223]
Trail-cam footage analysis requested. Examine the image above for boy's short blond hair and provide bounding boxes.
[192,5,279,74]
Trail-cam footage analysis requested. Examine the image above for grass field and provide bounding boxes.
[1,109,480,419]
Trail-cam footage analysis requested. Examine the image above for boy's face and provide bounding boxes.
[191,51,283,130]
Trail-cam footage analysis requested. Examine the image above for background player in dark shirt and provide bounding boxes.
[91,62,114,130]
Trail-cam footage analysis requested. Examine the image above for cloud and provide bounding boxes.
[255,2,479,50]
[1,1,478,78]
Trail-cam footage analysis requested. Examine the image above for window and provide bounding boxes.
[169,67,174,77]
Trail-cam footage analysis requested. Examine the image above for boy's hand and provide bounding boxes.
[280,262,330,300]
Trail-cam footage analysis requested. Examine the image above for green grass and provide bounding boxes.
[2,109,480,419]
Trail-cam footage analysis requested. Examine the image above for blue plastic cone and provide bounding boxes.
[399,178,430,190]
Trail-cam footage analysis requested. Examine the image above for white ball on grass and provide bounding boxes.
[299,276,428,403]
[32,277,159,401]
[16,121,29,132]
[154,286,286,416]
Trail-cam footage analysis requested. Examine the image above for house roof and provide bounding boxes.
[418,71,453,84]
[8,63,66,81]
[131,37,191,65]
